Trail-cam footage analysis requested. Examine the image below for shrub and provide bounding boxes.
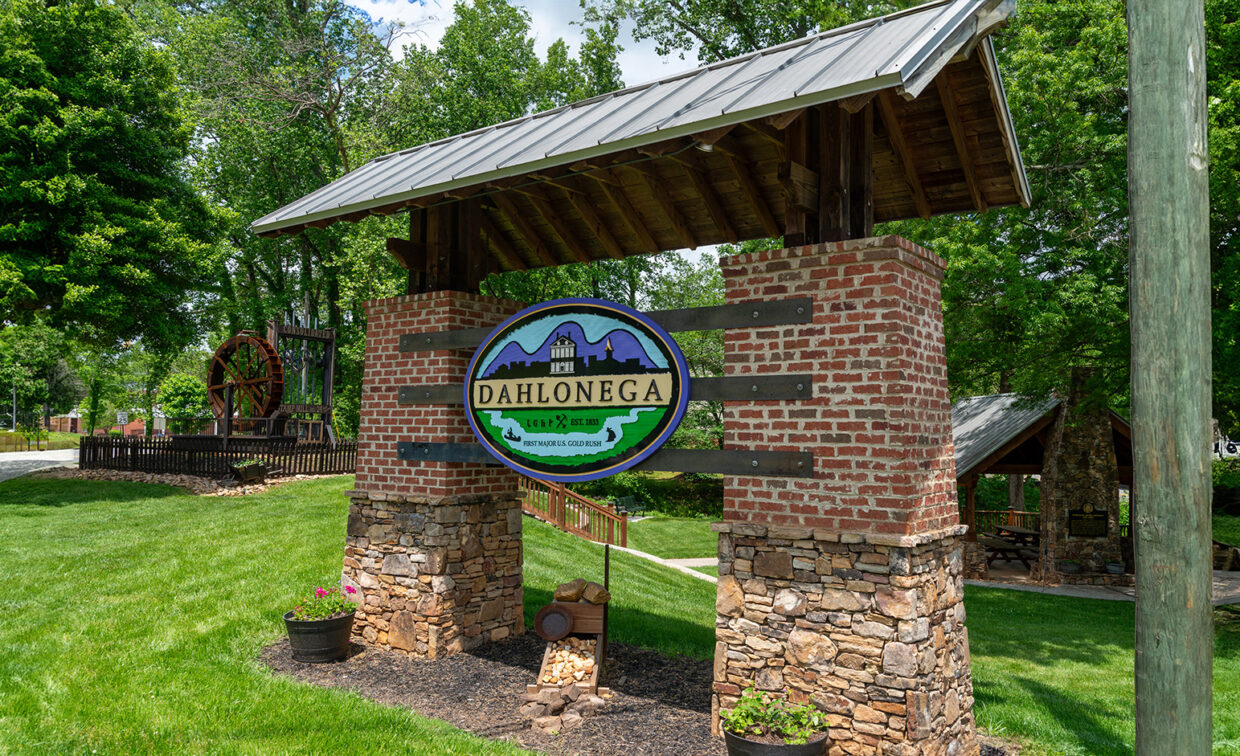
[573,471,723,518]
[720,684,828,745]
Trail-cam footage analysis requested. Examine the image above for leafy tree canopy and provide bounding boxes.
[0,0,214,348]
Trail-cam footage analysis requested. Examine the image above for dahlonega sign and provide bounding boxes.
[464,298,690,482]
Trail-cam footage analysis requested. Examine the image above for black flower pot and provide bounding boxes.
[283,610,355,663]
[723,730,827,756]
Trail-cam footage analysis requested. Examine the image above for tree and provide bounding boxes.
[0,0,213,348]
[0,321,80,428]
[158,372,209,434]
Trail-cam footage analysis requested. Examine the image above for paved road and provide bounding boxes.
[0,448,78,483]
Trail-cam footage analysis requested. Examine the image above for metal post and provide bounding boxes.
[1128,0,1213,751]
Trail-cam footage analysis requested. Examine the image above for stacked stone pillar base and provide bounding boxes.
[343,489,524,658]
[713,523,977,756]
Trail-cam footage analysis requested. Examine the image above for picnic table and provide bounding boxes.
[980,534,1036,569]
[996,524,1040,546]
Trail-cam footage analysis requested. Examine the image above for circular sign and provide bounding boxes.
[465,298,690,482]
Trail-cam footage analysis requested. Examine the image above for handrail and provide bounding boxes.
[518,475,627,547]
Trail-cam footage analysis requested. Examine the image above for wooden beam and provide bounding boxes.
[406,208,426,293]
[876,90,930,220]
[743,120,787,154]
[481,214,527,271]
[849,103,874,236]
[718,136,780,238]
[489,193,560,267]
[678,160,739,243]
[936,74,987,212]
[424,203,450,291]
[522,187,593,264]
[385,238,426,271]
[628,164,697,250]
[782,115,810,246]
[818,102,850,242]
[766,108,805,130]
[454,196,486,291]
[692,124,737,147]
[837,91,876,114]
[1129,0,1212,749]
[560,182,626,260]
[582,172,661,254]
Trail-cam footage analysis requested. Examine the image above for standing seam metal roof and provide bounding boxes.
[251,0,1026,235]
[951,394,1060,478]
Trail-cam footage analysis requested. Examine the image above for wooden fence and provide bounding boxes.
[974,508,1041,536]
[79,436,357,478]
[518,476,627,547]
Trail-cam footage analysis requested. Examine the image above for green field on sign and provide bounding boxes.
[475,406,667,467]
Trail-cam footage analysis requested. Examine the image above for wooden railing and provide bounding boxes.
[974,508,1041,536]
[518,476,627,547]
[80,436,356,478]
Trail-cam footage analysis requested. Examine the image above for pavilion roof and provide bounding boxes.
[251,0,1030,272]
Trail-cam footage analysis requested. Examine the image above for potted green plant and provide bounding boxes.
[719,684,829,755]
[284,586,357,663]
[229,458,266,484]
[1058,559,1082,575]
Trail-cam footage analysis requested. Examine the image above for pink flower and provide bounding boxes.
[315,588,328,598]
[344,585,357,595]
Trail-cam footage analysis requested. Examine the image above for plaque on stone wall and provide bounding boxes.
[1068,502,1108,538]
[465,298,689,482]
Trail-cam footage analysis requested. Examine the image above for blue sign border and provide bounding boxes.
[464,298,691,483]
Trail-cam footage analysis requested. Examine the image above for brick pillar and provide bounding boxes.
[342,291,526,658]
[714,237,977,755]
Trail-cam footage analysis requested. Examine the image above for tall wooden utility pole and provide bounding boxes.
[1128,0,1213,752]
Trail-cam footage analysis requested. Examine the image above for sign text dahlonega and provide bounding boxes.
[464,299,689,482]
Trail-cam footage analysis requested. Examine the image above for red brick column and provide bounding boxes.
[343,291,526,658]
[713,237,977,755]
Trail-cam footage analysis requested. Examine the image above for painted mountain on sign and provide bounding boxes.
[481,320,660,378]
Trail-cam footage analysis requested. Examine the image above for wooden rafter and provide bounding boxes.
[582,172,660,254]
[677,160,739,243]
[717,136,780,238]
[691,124,736,147]
[489,193,560,267]
[935,75,987,213]
[628,165,697,250]
[481,214,528,271]
[876,90,931,220]
[766,108,805,130]
[522,187,593,264]
[559,182,626,260]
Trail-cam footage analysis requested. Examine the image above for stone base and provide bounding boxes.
[342,489,524,658]
[713,523,977,756]
[962,541,988,580]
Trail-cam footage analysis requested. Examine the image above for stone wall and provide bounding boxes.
[345,291,528,657]
[714,523,974,755]
[343,489,524,657]
[716,237,977,755]
[1035,369,1127,585]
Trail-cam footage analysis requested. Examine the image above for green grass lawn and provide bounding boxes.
[1217,513,1240,547]
[0,430,80,452]
[625,514,717,559]
[1,474,1237,754]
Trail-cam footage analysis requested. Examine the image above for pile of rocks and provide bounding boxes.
[554,577,610,604]
[520,683,608,735]
[540,637,597,685]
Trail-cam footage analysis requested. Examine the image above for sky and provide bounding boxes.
[347,0,701,88]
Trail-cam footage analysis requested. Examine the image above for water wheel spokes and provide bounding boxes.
[207,333,285,419]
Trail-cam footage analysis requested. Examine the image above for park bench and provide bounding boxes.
[614,495,649,517]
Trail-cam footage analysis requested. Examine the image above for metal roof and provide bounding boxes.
[251,0,1026,236]
[951,393,1059,478]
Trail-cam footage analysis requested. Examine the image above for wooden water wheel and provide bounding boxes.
[208,332,285,419]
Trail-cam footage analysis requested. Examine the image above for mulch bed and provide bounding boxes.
[262,631,723,755]
[261,632,1011,755]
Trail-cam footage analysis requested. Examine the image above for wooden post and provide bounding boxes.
[963,476,978,542]
[1128,0,1212,752]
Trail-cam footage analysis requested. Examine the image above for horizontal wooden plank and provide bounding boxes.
[398,297,814,353]
[397,375,814,405]
[395,442,813,477]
